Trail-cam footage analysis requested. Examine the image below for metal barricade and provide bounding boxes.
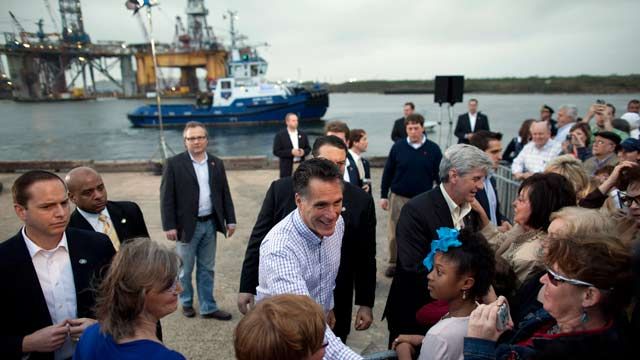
[494,164,521,222]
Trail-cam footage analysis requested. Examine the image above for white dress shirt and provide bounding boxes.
[189,152,213,217]
[287,129,301,162]
[511,140,562,175]
[407,134,427,149]
[439,184,472,229]
[77,207,114,233]
[23,228,77,360]
[468,112,478,132]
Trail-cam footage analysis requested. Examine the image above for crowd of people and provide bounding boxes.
[1,97,639,360]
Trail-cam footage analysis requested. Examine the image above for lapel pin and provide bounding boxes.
[121,218,127,224]
[79,259,87,265]
[341,207,346,213]
[211,161,216,166]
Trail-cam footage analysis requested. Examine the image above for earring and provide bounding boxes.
[580,309,590,324]
[462,290,467,300]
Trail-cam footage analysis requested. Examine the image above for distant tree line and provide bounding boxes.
[317,75,640,94]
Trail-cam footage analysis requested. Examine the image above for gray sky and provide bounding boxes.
[1,0,638,83]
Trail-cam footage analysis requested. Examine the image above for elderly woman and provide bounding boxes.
[463,231,632,359]
[509,207,617,324]
[234,294,327,360]
[471,173,575,285]
[74,239,185,359]
[544,155,593,201]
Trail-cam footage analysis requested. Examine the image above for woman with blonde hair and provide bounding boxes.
[544,155,593,201]
[74,239,185,359]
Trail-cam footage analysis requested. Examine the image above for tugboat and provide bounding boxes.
[127,17,329,127]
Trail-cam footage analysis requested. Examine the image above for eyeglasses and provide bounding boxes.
[593,139,614,146]
[545,267,594,288]
[618,191,640,208]
[185,136,207,142]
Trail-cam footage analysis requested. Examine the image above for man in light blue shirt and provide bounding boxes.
[256,158,362,359]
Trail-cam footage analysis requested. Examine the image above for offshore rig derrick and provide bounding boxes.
[0,1,136,101]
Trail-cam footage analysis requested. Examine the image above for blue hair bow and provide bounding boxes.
[423,228,462,271]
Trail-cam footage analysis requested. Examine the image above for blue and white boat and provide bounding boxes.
[127,45,329,127]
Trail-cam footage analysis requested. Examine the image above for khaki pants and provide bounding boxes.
[387,192,411,265]
[292,161,301,174]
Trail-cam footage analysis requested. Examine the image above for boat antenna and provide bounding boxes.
[126,0,173,162]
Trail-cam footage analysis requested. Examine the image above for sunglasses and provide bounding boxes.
[545,267,594,288]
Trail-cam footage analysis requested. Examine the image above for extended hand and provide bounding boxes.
[67,318,97,341]
[22,322,69,353]
[467,296,513,341]
[354,306,373,331]
[237,292,255,315]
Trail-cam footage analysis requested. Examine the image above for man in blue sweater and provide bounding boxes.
[380,113,442,277]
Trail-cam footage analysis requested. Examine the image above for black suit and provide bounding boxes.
[383,187,480,343]
[454,112,490,144]
[239,178,376,341]
[475,177,508,225]
[68,200,149,244]
[0,228,115,360]
[160,151,236,242]
[391,117,406,142]
[272,129,311,178]
[345,152,372,195]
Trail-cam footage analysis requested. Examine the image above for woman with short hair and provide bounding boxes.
[545,155,593,201]
[234,294,327,360]
[464,231,632,359]
[74,239,185,359]
[471,173,576,285]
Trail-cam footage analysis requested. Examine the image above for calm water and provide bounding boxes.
[0,93,638,160]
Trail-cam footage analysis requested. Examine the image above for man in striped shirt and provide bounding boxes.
[511,120,562,180]
[256,158,362,359]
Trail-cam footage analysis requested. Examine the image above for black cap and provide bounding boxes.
[541,104,554,114]
[620,138,640,152]
[594,131,622,145]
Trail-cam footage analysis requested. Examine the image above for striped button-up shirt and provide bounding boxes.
[511,140,562,175]
[256,209,362,360]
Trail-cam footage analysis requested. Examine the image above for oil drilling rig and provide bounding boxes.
[0,0,229,101]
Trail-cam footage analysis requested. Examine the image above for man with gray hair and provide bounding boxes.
[555,104,578,143]
[383,144,492,344]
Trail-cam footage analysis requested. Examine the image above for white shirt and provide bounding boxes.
[554,122,574,145]
[348,149,366,180]
[511,140,562,175]
[439,184,472,229]
[484,176,498,225]
[468,112,478,132]
[287,129,301,162]
[77,207,114,233]
[407,134,427,149]
[23,228,77,360]
[189,152,213,217]
[418,316,469,360]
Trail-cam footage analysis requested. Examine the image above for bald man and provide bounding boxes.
[66,167,149,249]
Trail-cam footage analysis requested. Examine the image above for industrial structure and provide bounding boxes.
[0,0,233,101]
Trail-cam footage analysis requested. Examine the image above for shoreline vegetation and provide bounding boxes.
[315,74,640,94]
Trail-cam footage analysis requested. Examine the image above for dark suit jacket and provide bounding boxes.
[475,177,508,225]
[239,177,376,340]
[272,129,311,178]
[68,201,149,244]
[160,151,236,242]
[391,117,407,142]
[0,228,115,360]
[346,153,372,196]
[383,187,480,341]
[454,112,490,144]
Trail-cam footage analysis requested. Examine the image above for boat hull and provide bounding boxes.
[127,90,329,127]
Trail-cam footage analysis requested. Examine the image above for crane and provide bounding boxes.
[8,11,30,43]
[42,0,60,32]
[174,16,190,49]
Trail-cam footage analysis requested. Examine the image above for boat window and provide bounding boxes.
[221,81,232,89]
[251,65,259,76]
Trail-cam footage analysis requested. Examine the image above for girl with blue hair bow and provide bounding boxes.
[391,228,496,360]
